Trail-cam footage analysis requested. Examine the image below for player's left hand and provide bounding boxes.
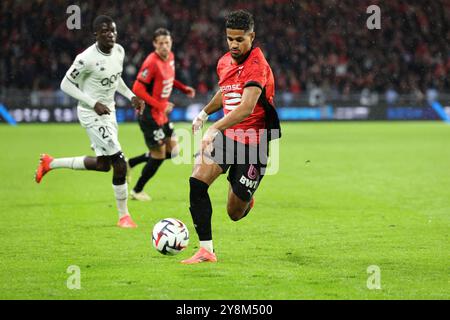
[201,126,219,154]
[131,96,145,115]
[185,86,196,98]
[165,102,175,115]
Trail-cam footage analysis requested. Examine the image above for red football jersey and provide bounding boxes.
[134,52,176,125]
[217,47,276,144]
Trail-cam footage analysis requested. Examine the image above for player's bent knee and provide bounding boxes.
[114,163,127,177]
[228,212,244,222]
[110,152,127,177]
[226,205,245,222]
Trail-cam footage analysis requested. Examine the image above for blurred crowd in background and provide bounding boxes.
[0,0,448,106]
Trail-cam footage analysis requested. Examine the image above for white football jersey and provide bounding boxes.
[65,42,125,126]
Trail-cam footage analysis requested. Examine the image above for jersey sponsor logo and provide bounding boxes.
[239,175,258,189]
[101,71,122,87]
[220,83,241,92]
[224,92,242,111]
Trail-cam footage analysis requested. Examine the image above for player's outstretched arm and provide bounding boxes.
[174,79,196,98]
[192,90,223,133]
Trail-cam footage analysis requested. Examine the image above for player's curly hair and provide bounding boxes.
[92,15,114,32]
[225,10,254,32]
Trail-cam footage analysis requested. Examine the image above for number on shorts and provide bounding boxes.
[153,128,165,141]
[98,126,112,139]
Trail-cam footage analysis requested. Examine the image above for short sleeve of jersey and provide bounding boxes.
[65,53,91,85]
[243,55,268,89]
[137,56,155,84]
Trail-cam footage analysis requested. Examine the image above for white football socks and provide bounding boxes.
[112,183,129,218]
[200,240,214,253]
[50,157,86,170]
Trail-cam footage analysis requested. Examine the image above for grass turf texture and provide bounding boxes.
[0,122,448,300]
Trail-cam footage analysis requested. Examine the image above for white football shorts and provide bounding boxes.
[78,107,122,156]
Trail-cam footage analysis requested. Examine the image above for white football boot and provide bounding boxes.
[130,189,152,201]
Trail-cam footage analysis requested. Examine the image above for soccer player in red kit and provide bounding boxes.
[182,10,281,264]
[128,28,195,201]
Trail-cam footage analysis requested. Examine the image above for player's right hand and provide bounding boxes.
[94,102,111,115]
[131,96,145,115]
[192,110,209,133]
[192,117,204,133]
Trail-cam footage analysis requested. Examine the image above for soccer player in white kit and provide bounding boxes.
[35,15,145,228]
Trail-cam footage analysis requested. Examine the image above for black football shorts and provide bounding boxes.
[138,110,174,149]
[204,132,268,202]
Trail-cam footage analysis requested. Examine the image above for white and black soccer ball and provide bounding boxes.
[152,218,189,255]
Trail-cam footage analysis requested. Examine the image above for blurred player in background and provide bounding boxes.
[182,10,281,264]
[34,15,145,228]
[127,28,196,201]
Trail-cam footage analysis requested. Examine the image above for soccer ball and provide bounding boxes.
[152,218,189,255]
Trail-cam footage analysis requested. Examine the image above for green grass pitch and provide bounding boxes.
[0,121,448,299]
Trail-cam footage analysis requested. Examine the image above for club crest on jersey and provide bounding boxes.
[247,164,258,180]
[96,60,107,72]
[237,65,244,77]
